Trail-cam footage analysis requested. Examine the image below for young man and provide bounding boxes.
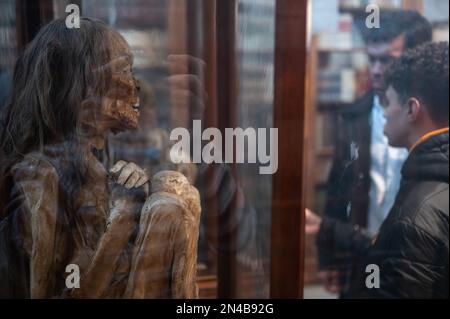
[306,10,433,296]
[349,42,449,298]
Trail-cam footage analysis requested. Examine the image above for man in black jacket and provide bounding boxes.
[305,10,434,296]
[348,42,449,298]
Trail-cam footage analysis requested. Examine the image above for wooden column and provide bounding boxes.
[216,0,238,299]
[270,0,308,299]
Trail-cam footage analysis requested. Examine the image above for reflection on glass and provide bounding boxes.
[305,0,449,299]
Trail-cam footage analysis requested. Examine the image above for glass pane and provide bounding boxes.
[304,0,449,299]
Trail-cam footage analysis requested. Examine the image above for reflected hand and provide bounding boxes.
[305,208,322,235]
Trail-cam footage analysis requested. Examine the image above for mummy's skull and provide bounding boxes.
[98,31,140,131]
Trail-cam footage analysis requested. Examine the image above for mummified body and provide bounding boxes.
[0,18,200,298]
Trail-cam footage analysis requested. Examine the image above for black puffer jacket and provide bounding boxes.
[348,132,449,299]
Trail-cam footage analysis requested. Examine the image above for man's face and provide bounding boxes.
[383,85,410,147]
[367,35,405,93]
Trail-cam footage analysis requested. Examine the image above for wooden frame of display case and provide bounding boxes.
[16,0,54,51]
[199,0,309,299]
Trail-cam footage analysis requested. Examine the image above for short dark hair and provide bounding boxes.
[385,42,449,126]
[362,10,432,50]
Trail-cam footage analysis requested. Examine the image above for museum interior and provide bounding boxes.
[0,0,448,299]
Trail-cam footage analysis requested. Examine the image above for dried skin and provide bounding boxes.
[8,147,200,299]
[125,171,201,298]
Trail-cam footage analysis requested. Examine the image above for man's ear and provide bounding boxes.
[406,97,421,123]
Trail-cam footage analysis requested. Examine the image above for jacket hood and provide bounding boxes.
[402,132,449,183]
